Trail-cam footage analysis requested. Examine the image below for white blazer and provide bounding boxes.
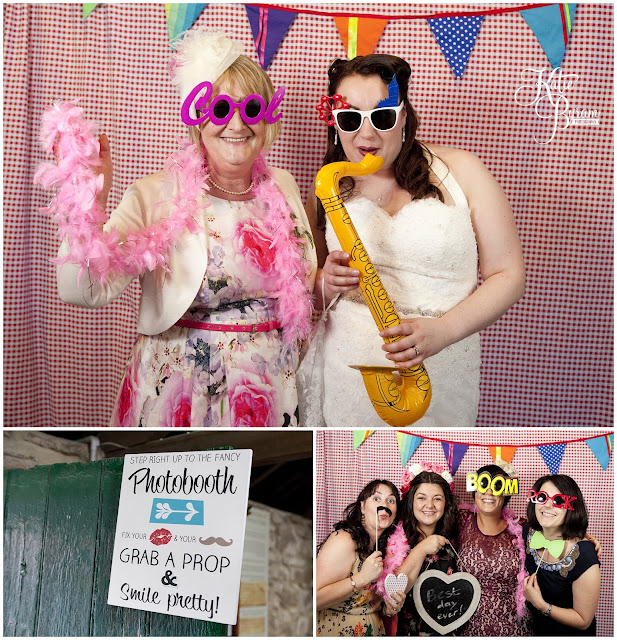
[57,167,317,335]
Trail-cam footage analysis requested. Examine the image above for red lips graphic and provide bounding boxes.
[150,528,172,546]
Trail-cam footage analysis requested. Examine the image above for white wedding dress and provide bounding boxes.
[305,153,480,427]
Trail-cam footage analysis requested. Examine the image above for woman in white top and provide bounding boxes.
[305,54,524,427]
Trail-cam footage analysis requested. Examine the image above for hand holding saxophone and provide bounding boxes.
[322,250,360,303]
[380,317,454,367]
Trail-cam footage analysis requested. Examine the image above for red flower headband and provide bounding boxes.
[401,461,455,497]
[316,94,350,126]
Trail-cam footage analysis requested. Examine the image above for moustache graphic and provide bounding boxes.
[376,506,392,517]
[199,536,233,547]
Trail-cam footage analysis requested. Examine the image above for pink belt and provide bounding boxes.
[175,318,281,333]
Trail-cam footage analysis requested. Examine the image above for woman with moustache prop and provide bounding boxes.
[317,480,406,636]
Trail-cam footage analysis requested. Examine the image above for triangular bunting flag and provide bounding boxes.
[245,5,297,70]
[165,3,208,42]
[427,16,484,79]
[585,435,612,470]
[441,442,468,476]
[83,3,99,19]
[488,446,516,464]
[520,4,577,68]
[333,17,388,59]
[397,432,422,466]
[353,430,374,451]
[537,443,567,474]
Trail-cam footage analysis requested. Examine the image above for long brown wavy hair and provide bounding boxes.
[329,479,401,560]
[400,471,459,548]
[315,54,444,231]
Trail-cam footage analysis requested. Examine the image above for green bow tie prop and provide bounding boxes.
[530,530,565,557]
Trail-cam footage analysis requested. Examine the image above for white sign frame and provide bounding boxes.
[412,569,482,634]
[107,449,253,625]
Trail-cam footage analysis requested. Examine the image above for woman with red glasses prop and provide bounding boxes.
[300,54,525,428]
[317,480,405,636]
[523,474,600,635]
[49,29,317,427]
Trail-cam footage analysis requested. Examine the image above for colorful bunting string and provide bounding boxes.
[333,16,388,59]
[397,432,423,466]
[80,3,575,80]
[427,16,484,79]
[352,430,375,450]
[585,434,613,470]
[352,431,612,479]
[165,3,208,42]
[440,441,468,476]
[488,446,517,464]
[520,4,577,68]
[537,443,567,474]
[245,4,297,70]
[83,3,99,19]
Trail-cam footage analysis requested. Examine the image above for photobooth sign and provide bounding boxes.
[108,449,253,624]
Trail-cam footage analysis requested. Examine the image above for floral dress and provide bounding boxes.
[111,195,303,427]
[317,554,385,637]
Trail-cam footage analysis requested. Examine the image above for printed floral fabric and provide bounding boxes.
[110,196,301,427]
[317,555,385,637]
[457,510,531,636]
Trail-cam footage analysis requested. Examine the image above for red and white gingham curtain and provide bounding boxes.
[3,3,613,427]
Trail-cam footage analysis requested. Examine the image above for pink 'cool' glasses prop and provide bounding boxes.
[182,81,285,126]
[526,489,577,510]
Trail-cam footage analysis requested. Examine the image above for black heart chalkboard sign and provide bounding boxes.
[412,570,481,635]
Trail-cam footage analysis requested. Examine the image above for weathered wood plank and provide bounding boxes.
[3,466,51,636]
[35,462,102,636]
[91,457,149,636]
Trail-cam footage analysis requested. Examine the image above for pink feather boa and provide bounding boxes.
[373,521,410,598]
[34,100,312,343]
[373,508,527,618]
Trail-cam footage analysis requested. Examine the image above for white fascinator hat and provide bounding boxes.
[170,28,243,120]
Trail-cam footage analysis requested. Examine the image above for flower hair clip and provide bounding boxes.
[401,462,454,497]
[494,457,518,478]
[316,94,350,126]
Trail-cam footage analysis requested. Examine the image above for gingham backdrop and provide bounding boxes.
[3,3,613,427]
[316,429,614,635]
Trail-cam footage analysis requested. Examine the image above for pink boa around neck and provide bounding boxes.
[34,100,312,343]
[459,502,527,617]
[374,507,527,618]
[373,521,410,598]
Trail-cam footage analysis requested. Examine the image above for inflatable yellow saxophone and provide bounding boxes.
[316,154,431,427]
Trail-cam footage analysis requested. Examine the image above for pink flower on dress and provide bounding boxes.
[229,370,278,427]
[113,361,140,427]
[233,220,277,279]
[159,372,192,428]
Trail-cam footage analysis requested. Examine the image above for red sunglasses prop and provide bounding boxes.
[526,489,577,510]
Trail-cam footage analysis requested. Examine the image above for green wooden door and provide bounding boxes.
[4,458,227,637]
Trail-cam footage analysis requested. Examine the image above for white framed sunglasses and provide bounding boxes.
[332,102,405,133]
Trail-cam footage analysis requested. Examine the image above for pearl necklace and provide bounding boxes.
[208,176,253,196]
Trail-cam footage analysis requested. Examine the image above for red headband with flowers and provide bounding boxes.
[401,461,455,497]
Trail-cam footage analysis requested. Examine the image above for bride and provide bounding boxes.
[303,54,525,427]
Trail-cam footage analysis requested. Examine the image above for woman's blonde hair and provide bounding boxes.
[188,55,281,150]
